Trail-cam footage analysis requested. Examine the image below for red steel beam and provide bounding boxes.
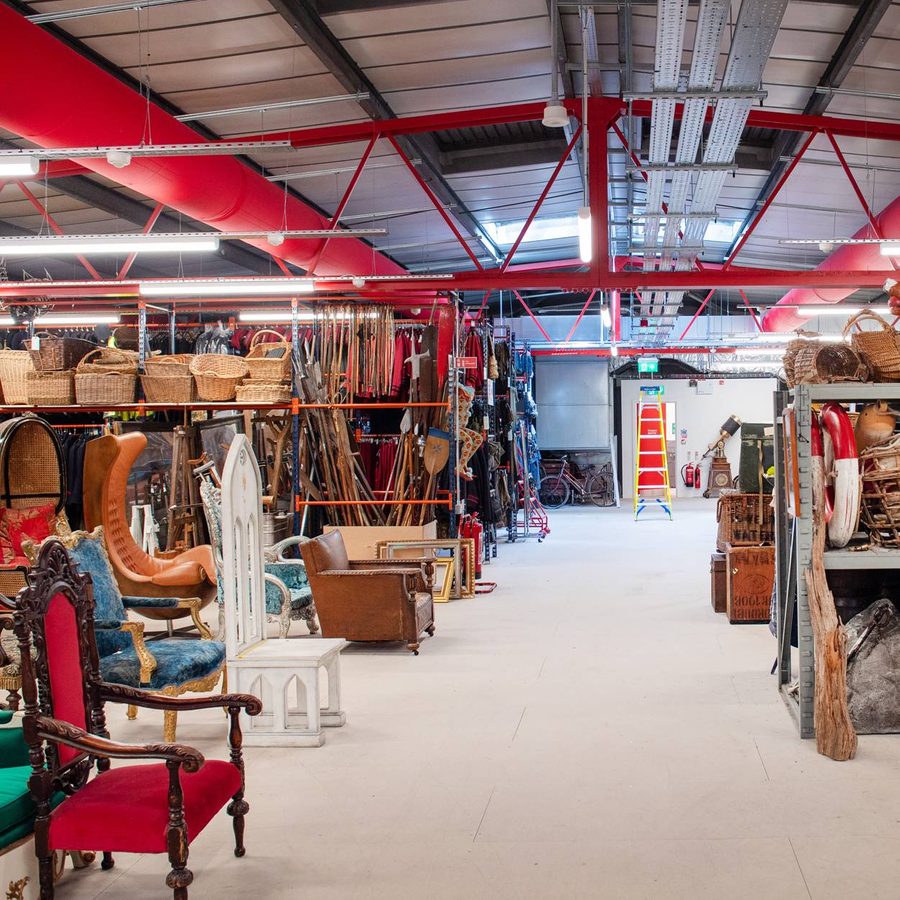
[16,181,103,280]
[513,289,554,342]
[738,288,763,331]
[724,129,819,269]
[532,346,738,358]
[611,288,622,342]
[588,99,610,277]
[116,201,164,280]
[500,125,583,272]
[678,289,717,340]
[308,134,379,275]
[564,290,597,342]
[387,134,484,271]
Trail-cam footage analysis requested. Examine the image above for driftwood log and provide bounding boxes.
[806,456,857,761]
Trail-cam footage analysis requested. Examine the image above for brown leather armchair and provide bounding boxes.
[301,530,436,654]
[83,432,217,618]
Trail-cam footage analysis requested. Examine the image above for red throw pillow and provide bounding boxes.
[0,505,56,565]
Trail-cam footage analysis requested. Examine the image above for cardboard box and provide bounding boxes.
[322,522,437,560]
[726,544,775,624]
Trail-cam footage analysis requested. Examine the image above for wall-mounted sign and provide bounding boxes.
[637,357,659,374]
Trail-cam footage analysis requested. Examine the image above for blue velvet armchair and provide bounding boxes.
[57,528,226,742]
[198,481,318,638]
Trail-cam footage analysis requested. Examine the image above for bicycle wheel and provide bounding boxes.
[585,471,613,507]
[539,474,570,509]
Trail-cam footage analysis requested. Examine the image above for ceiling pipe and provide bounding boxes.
[0,6,405,279]
[762,195,900,332]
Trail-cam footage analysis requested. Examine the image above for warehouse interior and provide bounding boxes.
[0,0,896,898]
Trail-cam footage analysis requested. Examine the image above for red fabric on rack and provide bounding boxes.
[374,441,398,493]
[463,331,484,390]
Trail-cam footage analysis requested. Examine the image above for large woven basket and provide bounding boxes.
[140,372,195,403]
[190,355,248,402]
[24,333,95,372]
[844,310,900,381]
[246,330,291,381]
[235,381,291,404]
[0,350,35,405]
[143,354,193,376]
[75,370,136,405]
[860,435,900,546]
[77,347,139,375]
[26,370,75,405]
[788,341,867,387]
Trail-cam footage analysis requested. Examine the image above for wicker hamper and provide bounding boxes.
[26,370,75,405]
[716,491,775,551]
[245,329,291,381]
[24,333,94,372]
[845,309,900,381]
[190,355,248,402]
[140,372,195,404]
[0,350,34,405]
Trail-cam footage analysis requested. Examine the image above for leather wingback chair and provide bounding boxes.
[83,433,217,615]
[300,530,436,654]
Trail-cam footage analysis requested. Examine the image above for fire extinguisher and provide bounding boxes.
[681,455,696,489]
[459,513,484,579]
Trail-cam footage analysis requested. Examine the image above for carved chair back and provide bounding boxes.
[220,435,267,658]
[13,539,106,783]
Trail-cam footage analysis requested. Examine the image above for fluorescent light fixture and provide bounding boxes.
[0,235,219,256]
[577,207,592,264]
[797,305,891,317]
[733,348,786,357]
[140,279,315,298]
[723,362,781,370]
[239,310,366,323]
[34,314,120,326]
[880,244,900,257]
[600,306,611,328]
[0,156,39,177]
[0,317,14,327]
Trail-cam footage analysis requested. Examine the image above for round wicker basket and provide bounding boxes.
[189,355,249,402]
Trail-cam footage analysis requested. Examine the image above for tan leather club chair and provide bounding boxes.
[301,529,436,654]
[83,432,217,620]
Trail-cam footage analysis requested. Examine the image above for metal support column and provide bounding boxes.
[291,296,301,536]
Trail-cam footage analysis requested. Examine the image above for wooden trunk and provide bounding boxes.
[710,552,727,613]
[725,544,775,624]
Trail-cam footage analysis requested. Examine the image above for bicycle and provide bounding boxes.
[538,456,613,509]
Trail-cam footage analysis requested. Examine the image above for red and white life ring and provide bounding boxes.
[811,402,860,548]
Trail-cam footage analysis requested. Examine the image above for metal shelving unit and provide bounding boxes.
[774,382,900,739]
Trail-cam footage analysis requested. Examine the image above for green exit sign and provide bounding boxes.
[637,357,659,374]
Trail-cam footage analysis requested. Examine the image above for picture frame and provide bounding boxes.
[430,557,455,604]
[376,538,476,599]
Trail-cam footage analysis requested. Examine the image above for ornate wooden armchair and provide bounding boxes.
[82,432,217,617]
[53,527,226,742]
[13,539,261,900]
[300,530,436,654]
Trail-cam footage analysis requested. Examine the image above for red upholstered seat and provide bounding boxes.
[48,761,241,854]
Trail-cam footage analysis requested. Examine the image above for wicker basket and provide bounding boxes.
[716,491,775,551]
[75,370,136,405]
[112,326,140,351]
[143,354,193,376]
[140,372,195,403]
[788,341,868,387]
[844,309,900,381]
[77,347,139,375]
[246,330,291,381]
[235,381,291,404]
[860,435,900,546]
[190,355,249,402]
[0,350,35,405]
[26,370,75,406]
[24,333,95,372]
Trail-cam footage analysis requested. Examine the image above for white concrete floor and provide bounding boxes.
[60,500,900,899]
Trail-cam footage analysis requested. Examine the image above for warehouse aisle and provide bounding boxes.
[64,501,898,899]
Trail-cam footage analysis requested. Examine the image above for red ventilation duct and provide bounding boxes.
[0,6,405,279]
[762,196,900,332]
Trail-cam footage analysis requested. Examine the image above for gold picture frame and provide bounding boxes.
[430,558,455,603]
[376,538,476,599]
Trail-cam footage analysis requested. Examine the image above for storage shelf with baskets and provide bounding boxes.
[773,382,900,741]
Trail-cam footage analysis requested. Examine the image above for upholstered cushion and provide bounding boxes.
[264,562,312,616]
[93,623,135,659]
[66,529,126,624]
[0,765,36,839]
[303,530,349,575]
[48,760,241,854]
[121,596,179,610]
[45,593,88,766]
[0,710,13,726]
[99,638,225,691]
[0,726,28,768]
[0,505,56,565]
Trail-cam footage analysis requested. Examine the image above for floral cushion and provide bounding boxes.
[99,638,225,691]
[0,506,56,566]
